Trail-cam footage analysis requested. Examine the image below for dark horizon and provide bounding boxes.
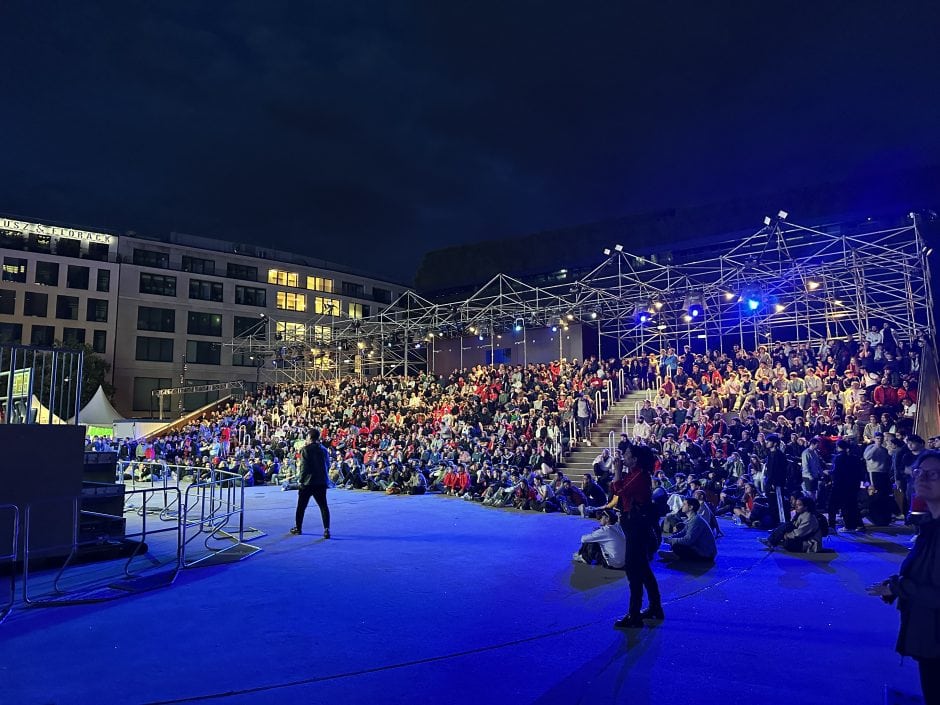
[2,3,940,283]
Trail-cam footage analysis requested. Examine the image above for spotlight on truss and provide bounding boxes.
[763,216,773,226]
[603,248,611,255]
[614,244,623,252]
[778,210,788,219]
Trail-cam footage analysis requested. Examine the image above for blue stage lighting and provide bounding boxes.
[747,299,760,311]
[639,313,650,323]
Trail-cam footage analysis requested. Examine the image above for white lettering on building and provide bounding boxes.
[0,217,114,245]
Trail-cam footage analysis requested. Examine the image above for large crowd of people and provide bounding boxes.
[82,325,939,699]
[95,326,934,560]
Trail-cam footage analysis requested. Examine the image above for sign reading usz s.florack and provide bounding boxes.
[0,217,114,244]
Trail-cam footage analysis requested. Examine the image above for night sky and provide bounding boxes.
[2,3,940,283]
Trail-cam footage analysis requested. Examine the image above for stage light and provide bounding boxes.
[746,299,760,311]
[468,326,476,334]
[551,325,557,332]
[639,313,650,323]
[807,280,821,291]
[566,313,574,320]
[763,216,772,226]
[514,318,524,332]
[927,248,935,257]
[603,248,611,255]
[774,304,786,313]
[778,210,788,219]
[478,334,484,341]
[590,311,598,319]
[614,244,624,252]
[653,301,663,310]
[559,268,567,274]
[690,307,700,317]
[415,343,421,349]
[656,324,667,331]
[682,314,692,323]
[724,292,736,301]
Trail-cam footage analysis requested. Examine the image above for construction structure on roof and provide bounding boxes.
[226,212,935,386]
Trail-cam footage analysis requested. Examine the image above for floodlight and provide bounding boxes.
[590,311,598,319]
[774,304,786,313]
[807,280,821,291]
[614,244,624,252]
[724,292,736,301]
[603,248,611,256]
[777,210,788,219]
[747,299,760,311]
[682,314,692,323]
[763,216,773,226]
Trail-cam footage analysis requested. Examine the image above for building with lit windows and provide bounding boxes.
[0,217,407,417]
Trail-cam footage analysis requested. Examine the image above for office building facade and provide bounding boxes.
[0,217,406,417]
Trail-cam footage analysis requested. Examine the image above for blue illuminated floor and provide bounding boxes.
[0,488,922,705]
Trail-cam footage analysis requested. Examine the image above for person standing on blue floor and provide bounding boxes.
[603,444,663,628]
[290,428,331,539]
[868,450,940,705]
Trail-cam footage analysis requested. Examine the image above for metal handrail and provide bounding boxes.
[0,504,18,624]
[180,468,262,568]
[22,489,181,607]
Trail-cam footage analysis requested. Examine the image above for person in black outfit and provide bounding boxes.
[868,450,940,704]
[829,439,864,532]
[602,445,663,629]
[290,428,332,539]
[764,433,789,524]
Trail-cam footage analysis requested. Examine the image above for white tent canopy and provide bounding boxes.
[31,395,67,425]
[71,385,125,425]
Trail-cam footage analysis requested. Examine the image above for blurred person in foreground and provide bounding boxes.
[867,450,940,704]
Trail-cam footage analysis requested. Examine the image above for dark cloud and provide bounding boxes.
[1,2,939,283]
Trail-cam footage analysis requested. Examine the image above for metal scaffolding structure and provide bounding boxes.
[227,212,935,385]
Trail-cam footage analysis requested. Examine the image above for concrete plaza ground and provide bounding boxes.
[0,487,924,705]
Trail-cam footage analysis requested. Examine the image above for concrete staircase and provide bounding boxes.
[560,390,649,475]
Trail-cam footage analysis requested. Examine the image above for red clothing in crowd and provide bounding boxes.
[609,470,652,513]
[873,385,900,407]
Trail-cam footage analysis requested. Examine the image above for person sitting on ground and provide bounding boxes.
[859,483,897,526]
[580,472,608,518]
[761,496,824,552]
[573,509,626,568]
[592,447,614,488]
[556,479,587,515]
[661,497,717,561]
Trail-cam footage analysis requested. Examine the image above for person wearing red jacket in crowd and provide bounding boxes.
[602,444,663,629]
[219,424,231,458]
[678,421,698,441]
[872,379,900,416]
[453,465,472,497]
[441,464,458,494]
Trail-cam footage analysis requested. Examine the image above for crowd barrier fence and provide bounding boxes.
[0,504,18,624]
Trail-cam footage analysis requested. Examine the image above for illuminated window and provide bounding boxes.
[268,269,299,287]
[315,297,340,315]
[313,325,332,344]
[276,291,307,311]
[276,321,306,341]
[348,302,364,319]
[307,276,334,293]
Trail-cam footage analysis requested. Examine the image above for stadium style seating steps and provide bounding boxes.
[560,389,648,474]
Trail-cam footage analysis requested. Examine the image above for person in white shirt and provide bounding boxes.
[573,510,626,569]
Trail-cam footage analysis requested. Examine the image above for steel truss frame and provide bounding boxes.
[227,213,935,385]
